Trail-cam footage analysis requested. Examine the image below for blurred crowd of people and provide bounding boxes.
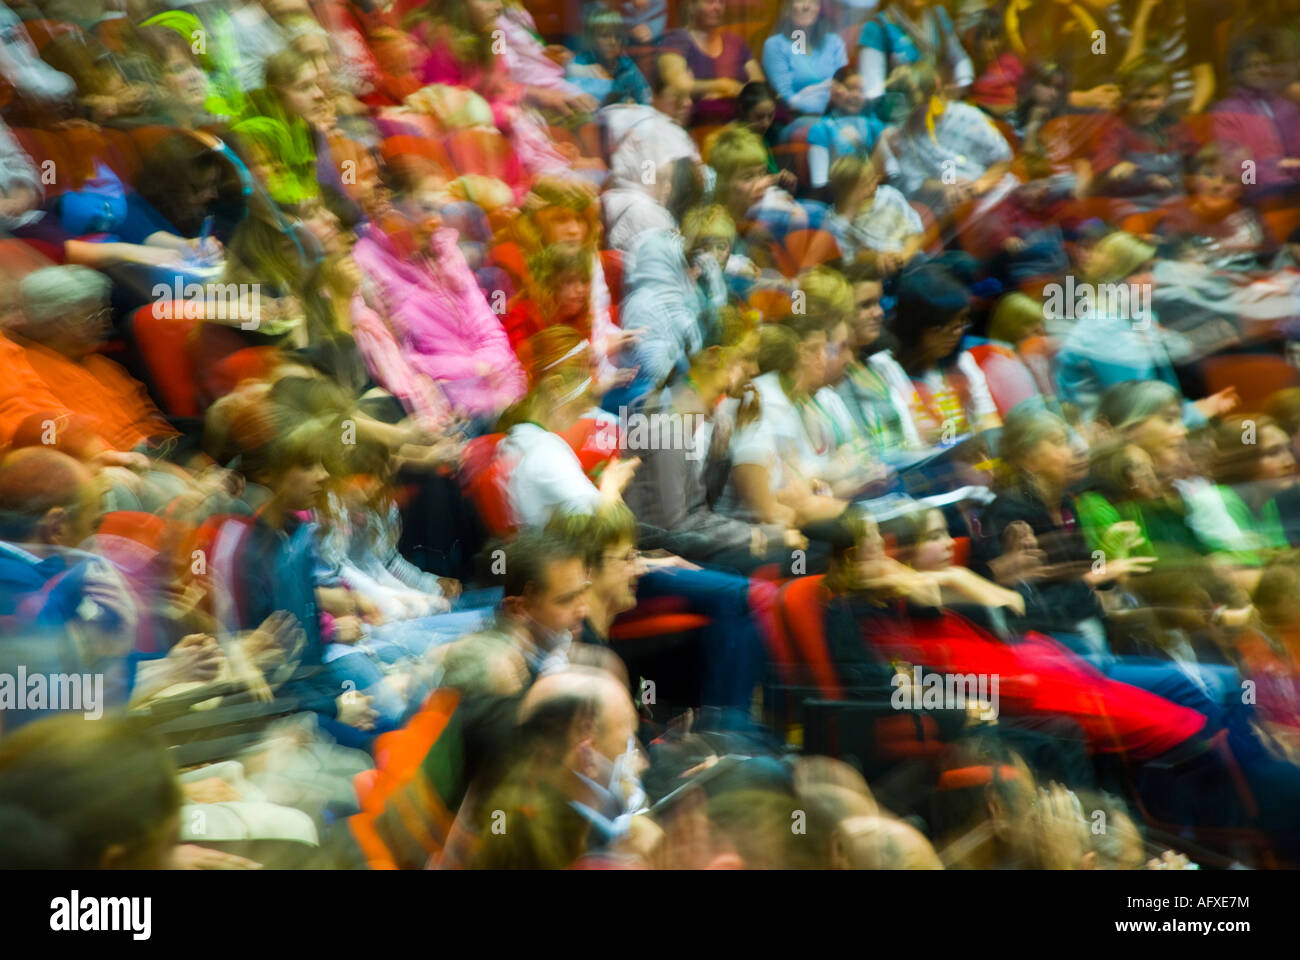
[2,0,1300,870]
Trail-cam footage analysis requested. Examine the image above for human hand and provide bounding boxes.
[1109,161,1139,181]
[337,691,379,730]
[170,844,263,869]
[1193,386,1239,420]
[599,456,641,497]
[332,615,366,644]
[182,776,242,804]
[168,633,225,684]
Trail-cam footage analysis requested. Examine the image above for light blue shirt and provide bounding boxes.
[761,31,848,115]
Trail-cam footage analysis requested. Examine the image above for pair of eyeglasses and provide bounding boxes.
[604,549,641,565]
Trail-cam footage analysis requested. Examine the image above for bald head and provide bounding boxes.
[833,816,944,870]
[520,666,638,765]
[0,448,98,544]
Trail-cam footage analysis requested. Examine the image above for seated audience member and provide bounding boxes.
[435,529,598,696]
[469,665,651,868]
[623,306,810,574]
[658,0,764,127]
[707,123,811,256]
[805,66,885,192]
[824,154,925,274]
[736,82,801,196]
[612,228,711,406]
[1053,232,1238,425]
[599,75,704,256]
[1091,57,1197,216]
[1210,29,1300,204]
[868,263,1001,451]
[497,362,640,529]
[720,317,851,529]
[965,292,1050,418]
[877,62,1014,227]
[834,265,909,459]
[566,6,652,108]
[8,266,176,456]
[858,0,974,113]
[1153,144,1267,271]
[760,0,848,121]
[351,157,527,420]
[0,715,182,869]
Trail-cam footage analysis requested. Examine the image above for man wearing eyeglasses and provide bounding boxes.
[5,266,175,454]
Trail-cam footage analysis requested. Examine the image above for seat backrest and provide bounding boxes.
[458,433,515,536]
[1203,354,1300,412]
[777,575,844,700]
[129,302,201,417]
[777,228,841,277]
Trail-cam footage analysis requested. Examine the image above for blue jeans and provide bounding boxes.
[636,566,765,716]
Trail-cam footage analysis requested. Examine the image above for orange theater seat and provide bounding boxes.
[775,228,841,278]
[458,433,515,536]
[776,575,843,700]
[129,302,201,417]
[1202,354,1300,413]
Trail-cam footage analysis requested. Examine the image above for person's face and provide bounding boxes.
[164,51,208,111]
[525,557,591,634]
[725,330,761,396]
[791,0,820,30]
[693,232,732,270]
[465,0,504,33]
[1256,424,1296,485]
[593,682,640,764]
[911,509,954,572]
[1122,444,1161,499]
[1238,50,1274,91]
[797,331,828,389]
[401,175,452,243]
[824,320,851,385]
[692,0,725,29]
[851,281,884,348]
[540,208,589,248]
[1190,166,1241,206]
[592,537,642,615]
[57,301,112,357]
[1024,425,1074,490]
[655,75,694,125]
[553,269,590,319]
[745,99,776,137]
[853,516,887,569]
[730,164,771,213]
[831,74,866,114]
[1126,83,1170,126]
[593,26,622,63]
[1127,402,1188,478]
[189,165,221,210]
[920,309,970,364]
[302,203,344,254]
[276,460,329,511]
[277,62,330,126]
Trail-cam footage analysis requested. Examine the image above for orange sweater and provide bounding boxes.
[9,336,175,452]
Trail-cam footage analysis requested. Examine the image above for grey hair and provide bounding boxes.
[18,266,111,330]
[1097,380,1182,432]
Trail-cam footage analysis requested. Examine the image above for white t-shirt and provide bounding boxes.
[868,349,998,450]
[499,423,602,529]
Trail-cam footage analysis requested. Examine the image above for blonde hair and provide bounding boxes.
[1084,231,1155,286]
[681,204,737,250]
[988,293,1044,345]
[796,265,854,325]
[706,124,770,184]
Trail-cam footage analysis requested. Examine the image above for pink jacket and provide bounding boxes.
[351,224,526,419]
